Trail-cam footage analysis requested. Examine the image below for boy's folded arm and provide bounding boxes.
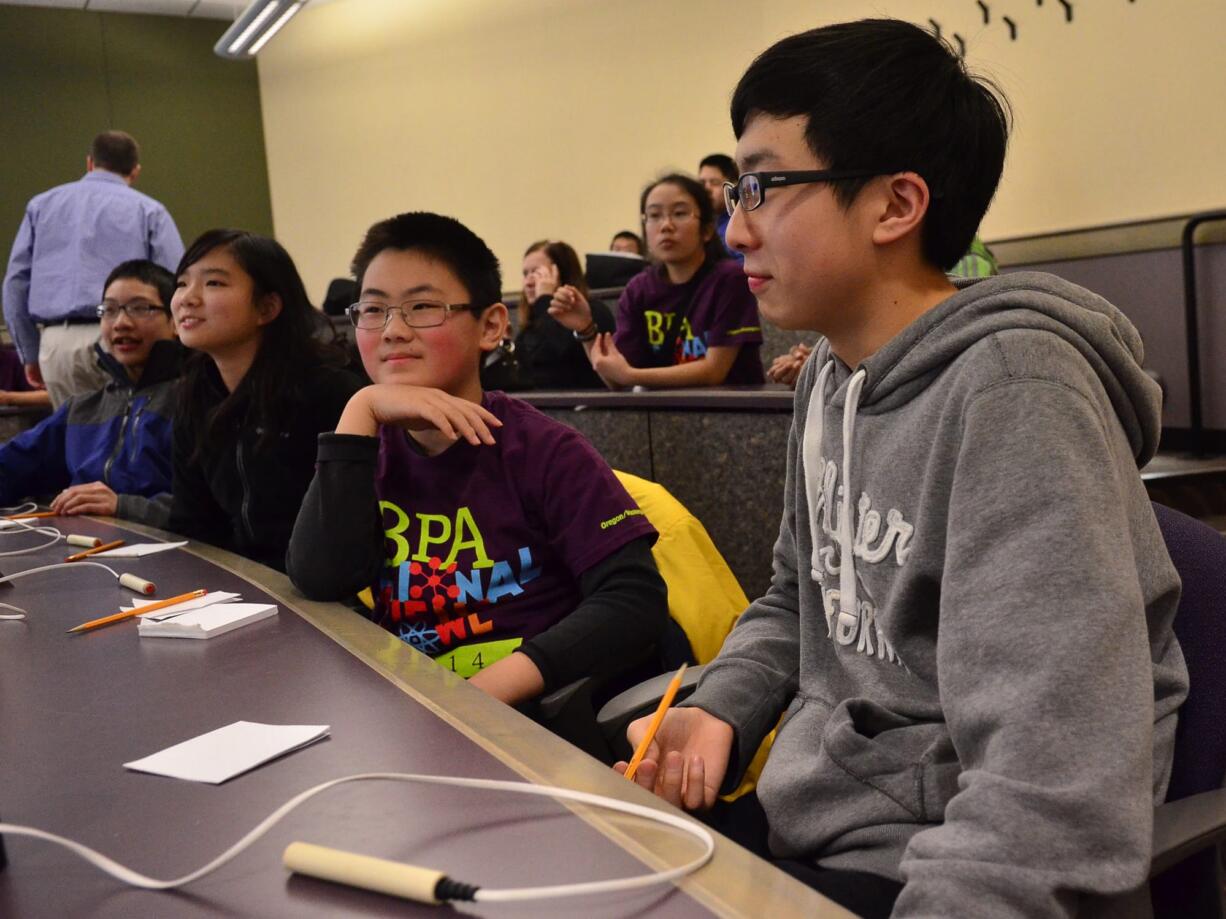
[286,432,384,600]
[896,378,1183,917]
[516,535,667,694]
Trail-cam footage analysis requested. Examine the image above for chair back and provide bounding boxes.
[1150,502,1226,919]
[1154,503,1226,802]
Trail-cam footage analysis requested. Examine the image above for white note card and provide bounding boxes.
[94,540,188,558]
[125,591,242,621]
[137,602,276,638]
[124,721,330,784]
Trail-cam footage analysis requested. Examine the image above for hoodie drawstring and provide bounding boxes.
[803,361,867,624]
[803,361,835,583]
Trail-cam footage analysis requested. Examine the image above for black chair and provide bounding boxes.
[1137,504,1226,918]
[321,278,357,317]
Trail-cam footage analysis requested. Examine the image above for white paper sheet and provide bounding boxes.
[137,602,276,638]
[94,540,188,558]
[124,591,241,621]
[123,721,330,784]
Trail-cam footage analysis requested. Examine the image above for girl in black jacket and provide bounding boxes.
[168,229,362,571]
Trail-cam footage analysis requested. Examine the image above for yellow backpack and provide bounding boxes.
[613,471,773,800]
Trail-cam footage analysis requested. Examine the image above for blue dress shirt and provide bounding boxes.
[2,170,184,363]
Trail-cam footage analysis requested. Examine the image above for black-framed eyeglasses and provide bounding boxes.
[347,299,476,330]
[96,299,170,320]
[723,169,888,216]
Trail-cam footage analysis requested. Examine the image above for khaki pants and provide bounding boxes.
[38,322,108,408]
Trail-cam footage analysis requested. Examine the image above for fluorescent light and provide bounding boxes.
[247,2,304,55]
[214,0,305,60]
[227,1,281,54]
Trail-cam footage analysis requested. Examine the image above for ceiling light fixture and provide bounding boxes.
[214,0,305,60]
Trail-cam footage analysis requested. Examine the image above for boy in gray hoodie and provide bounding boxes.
[617,19,1189,919]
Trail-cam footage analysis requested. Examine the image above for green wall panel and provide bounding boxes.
[0,6,273,296]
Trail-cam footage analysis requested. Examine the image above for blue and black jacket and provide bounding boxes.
[0,340,182,523]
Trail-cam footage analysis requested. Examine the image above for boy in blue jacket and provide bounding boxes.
[0,260,180,522]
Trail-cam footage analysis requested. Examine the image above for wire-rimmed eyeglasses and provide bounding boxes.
[347,300,477,330]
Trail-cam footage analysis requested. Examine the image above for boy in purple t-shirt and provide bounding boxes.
[287,212,667,706]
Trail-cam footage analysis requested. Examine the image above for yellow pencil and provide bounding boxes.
[64,539,124,562]
[623,663,688,782]
[66,588,208,634]
[4,511,57,520]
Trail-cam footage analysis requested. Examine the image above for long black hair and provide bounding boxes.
[639,173,727,271]
[177,229,341,458]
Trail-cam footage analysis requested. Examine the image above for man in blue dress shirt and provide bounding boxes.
[2,130,184,407]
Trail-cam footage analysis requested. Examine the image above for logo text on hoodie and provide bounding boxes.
[812,458,913,668]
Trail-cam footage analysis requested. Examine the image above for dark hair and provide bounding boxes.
[610,230,644,255]
[90,131,140,176]
[523,240,588,296]
[520,240,588,330]
[698,153,738,182]
[729,18,1010,270]
[102,259,175,308]
[177,229,337,458]
[350,212,501,314]
[639,173,727,267]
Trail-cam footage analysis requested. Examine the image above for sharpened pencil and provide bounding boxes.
[624,663,688,782]
[67,588,208,634]
[64,539,125,562]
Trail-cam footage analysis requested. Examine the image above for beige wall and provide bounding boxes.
[258,0,1226,300]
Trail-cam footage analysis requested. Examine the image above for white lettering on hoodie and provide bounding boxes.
[804,361,912,668]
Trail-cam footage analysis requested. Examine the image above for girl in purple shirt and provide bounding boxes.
[551,173,764,387]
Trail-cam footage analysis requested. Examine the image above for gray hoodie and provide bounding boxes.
[688,271,1189,917]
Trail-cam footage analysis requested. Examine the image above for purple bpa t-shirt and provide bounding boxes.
[614,259,764,384]
[370,391,657,676]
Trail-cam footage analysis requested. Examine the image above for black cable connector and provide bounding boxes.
[435,876,479,902]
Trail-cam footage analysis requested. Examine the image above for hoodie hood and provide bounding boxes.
[802,269,1163,622]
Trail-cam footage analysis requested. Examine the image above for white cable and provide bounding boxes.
[0,772,714,902]
[0,502,38,515]
[0,601,28,620]
[0,560,121,587]
[0,518,62,556]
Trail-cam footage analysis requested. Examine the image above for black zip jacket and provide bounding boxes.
[514,294,616,390]
[168,362,364,571]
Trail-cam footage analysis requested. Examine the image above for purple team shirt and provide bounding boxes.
[370,391,656,672]
[613,259,764,384]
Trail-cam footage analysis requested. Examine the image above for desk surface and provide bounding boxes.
[0,517,851,918]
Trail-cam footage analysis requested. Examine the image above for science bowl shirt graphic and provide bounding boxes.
[368,392,656,676]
